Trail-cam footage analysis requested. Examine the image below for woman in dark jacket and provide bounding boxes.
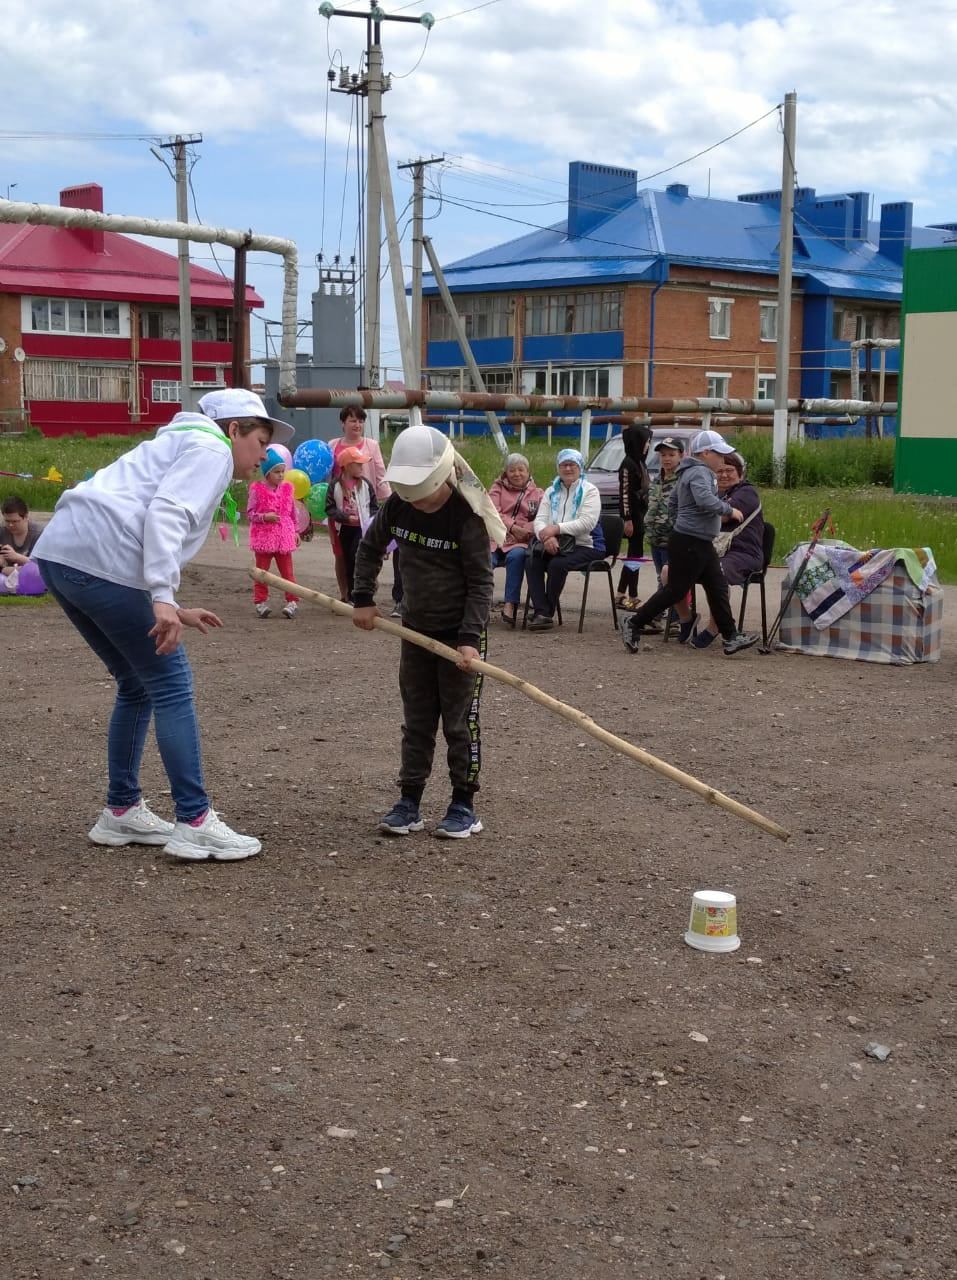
[692,451,764,648]
[616,422,652,608]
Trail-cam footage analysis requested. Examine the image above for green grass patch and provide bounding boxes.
[0,592,55,608]
[763,488,957,582]
[730,434,896,488]
[0,429,152,511]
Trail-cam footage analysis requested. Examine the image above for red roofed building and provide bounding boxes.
[0,183,263,436]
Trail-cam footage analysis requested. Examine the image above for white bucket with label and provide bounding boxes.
[685,890,740,953]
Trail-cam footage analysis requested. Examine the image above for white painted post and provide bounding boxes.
[580,408,592,459]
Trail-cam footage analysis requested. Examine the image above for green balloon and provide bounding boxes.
[304,481,328,519]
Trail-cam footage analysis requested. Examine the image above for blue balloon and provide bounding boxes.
[292,438,333,485]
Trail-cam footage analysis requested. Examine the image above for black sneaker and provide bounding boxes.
[690,628,718,650]
[528,613,554,631]
[378,798,424,836]
[621,614,641,654]
[723,631,759,656]
[677,613,699,645]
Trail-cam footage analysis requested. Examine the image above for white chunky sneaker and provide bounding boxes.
[281,601,298,619]
[88,800,175,847]
[163,809,262,862]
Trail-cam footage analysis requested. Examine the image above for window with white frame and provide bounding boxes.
[29,296,122,336]
[706,372,731,399]
[759,301,778,342]
[756,374,776,400]
[708,297,733,339]
[24,359,131,402]
[151,379,182,404]
[531,366,611,397]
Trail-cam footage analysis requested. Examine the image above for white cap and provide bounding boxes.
[198,387,295,445]
[690,428,735,456]
[385,425,454,500]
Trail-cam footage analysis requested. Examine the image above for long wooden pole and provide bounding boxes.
[251,568,790,843]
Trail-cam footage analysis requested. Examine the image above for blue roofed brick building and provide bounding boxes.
[421,161,955,432]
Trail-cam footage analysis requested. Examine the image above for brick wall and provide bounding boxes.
[625,267,803,400]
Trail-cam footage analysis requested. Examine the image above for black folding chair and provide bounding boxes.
[521,513,624,633]
[737,521,775,646]
[576,513,623,633]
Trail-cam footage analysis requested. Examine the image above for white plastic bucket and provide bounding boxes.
[685,890,741,953]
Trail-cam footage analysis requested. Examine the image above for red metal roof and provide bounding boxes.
[0,222,263,308]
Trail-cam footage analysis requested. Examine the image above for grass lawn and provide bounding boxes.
[3,427,955,582]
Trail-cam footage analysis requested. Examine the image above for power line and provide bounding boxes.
[435,0,505,20]
[0,129,165,141]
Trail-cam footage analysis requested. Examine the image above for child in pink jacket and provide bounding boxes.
[247,448,300,619]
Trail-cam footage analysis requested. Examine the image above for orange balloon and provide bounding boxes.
[285,468,312,501]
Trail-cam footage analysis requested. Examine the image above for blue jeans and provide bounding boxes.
[37,560,209,821]
[651,545,669,579]
[491,545,528,605]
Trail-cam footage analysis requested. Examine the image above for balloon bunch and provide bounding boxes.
[264,440,333,535]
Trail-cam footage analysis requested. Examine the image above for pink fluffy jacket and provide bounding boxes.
[247,480,298,554]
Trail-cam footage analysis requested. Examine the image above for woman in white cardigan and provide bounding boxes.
[525,448,604,631]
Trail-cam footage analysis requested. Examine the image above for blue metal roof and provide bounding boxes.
[423,173,955,301]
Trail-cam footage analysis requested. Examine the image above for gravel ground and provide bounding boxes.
[2,530,955,1279]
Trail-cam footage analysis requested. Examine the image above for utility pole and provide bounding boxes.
[398,155,444,389]
[773,92,796,484]
[322,2,434,414]
[158,134,203,410]
[423,235,508,456]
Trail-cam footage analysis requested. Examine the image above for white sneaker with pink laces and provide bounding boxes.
[88,800,175,846]
[163,809,262,862]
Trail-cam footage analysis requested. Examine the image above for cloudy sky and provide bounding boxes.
[2,0,956,376]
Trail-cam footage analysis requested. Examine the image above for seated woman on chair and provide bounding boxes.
[692,451,764,648]
[488,453,544,627]
[525,448,603,632]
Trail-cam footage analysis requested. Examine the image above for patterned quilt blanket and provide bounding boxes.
[786,541,938,629]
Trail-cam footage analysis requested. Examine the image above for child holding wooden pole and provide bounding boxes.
[351,425,503,839]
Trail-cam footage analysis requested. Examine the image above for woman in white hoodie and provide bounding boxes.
[525,448,604,631]
[32,388,293,863]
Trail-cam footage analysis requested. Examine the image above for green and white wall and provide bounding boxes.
[896,247,957,496]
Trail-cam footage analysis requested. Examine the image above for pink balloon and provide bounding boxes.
[270,443,293,469]
[293,500,311,534]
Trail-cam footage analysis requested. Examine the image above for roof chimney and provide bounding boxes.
[60,183,105,253]
[567,162,637,240]
[878,201,913,267]
[666,183,689,198]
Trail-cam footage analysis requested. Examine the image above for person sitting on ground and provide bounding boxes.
[488,452,544,627]
[692,451,765,649]
[325,444,378,600]
[1,495,42,576]
[639,436,685,635]
[525,448,604,632]
[620,429,758,657]
[616,422,651,609]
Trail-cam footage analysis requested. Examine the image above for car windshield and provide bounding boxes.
[586,438,624,471]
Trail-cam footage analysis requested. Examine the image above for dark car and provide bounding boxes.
[585,426,698,513]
